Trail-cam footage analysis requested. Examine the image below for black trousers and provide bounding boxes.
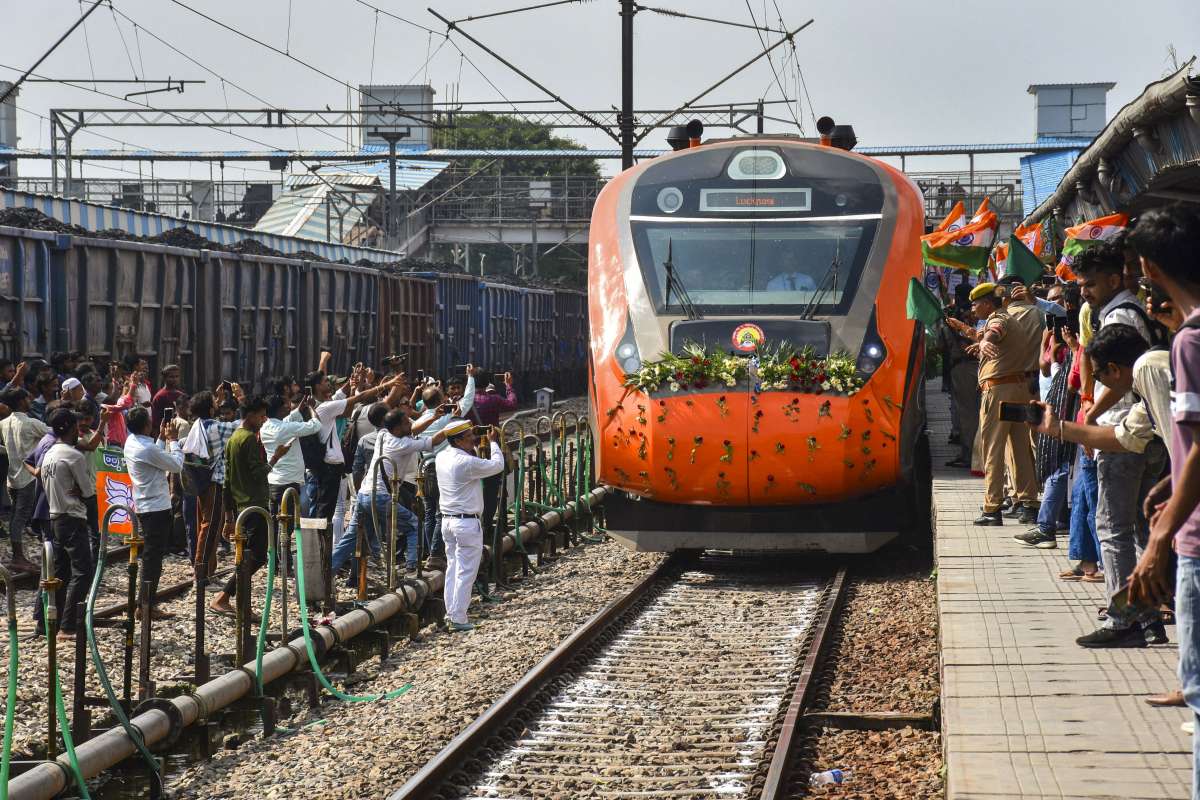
[136,509,172,607]
[311,466,343,523]
[482,473,503,543]
[49,515,94,632]
[222,512,268,597]
[269,483,302,531]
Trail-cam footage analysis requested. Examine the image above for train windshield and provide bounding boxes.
[631,218,877,316]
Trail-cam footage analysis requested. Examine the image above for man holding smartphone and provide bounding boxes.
[412,365,477,570]
[261,393,322,533]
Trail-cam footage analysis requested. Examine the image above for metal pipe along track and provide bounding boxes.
[7,488,607,800]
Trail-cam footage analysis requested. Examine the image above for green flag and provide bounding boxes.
[1005,234,1045,286]
[906,278,943,334]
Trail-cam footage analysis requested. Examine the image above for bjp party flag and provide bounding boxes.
[93,445,134,535]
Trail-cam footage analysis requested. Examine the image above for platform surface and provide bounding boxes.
[931,381,1193,800]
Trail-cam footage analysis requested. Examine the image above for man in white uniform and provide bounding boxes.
[435,420,504,632]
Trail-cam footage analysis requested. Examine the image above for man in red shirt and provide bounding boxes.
[472,372,517,427]
[151,364,184,430]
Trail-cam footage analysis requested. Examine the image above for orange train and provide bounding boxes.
[587,125,932,552]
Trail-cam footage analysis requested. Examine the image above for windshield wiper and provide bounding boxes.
[663,239,703,321]
[801,239,843,320]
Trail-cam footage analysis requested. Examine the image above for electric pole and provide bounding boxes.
[620,0,635,170]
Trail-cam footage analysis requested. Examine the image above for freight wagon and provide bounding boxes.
[0,225,588,401]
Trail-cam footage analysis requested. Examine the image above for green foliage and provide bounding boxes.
[624,340,863,396]
[433,113,600,177]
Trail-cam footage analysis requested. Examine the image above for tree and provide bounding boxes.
[433,113,600,177]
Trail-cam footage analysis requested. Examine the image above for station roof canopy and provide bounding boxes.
[1021,58,1200,227]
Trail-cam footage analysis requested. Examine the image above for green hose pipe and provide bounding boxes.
[578,430,606,540]
[1,563,17,800]
[235,504,273,702]
[86,506,160,781]
[43,592,88,796]
[291,513,411,704]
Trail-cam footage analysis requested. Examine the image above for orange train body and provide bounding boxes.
[587,137,930,552]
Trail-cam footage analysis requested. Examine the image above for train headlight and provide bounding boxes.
[615,315,641,374]
[656,187,684,214]
[728,149,786,181]
[855,309,887,378]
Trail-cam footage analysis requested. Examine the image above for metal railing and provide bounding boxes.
[910,170,1023,225]
[12,177,273,226]
[426,172,605,226]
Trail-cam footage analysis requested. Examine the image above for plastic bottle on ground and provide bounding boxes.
[808,768,851,787]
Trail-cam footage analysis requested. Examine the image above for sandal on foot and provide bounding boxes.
[1060,567,1085,581]
[1081,573,1105,583]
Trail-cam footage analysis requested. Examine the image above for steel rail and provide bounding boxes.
[759,566,850,799]
[386,554,678,800]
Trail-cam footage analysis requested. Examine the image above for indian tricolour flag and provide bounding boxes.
[969,198,992,225]
[929,200,966,235]
[990,241,1009,277]
[1062,212,1129,257]
[922,202,998,273]
[1014,221,1046,261]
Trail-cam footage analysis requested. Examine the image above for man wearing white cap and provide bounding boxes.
[435,419,503,632]
[61,377,85,406]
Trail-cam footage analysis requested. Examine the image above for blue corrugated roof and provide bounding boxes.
[0,187,404,262]
[318,158,450,190]
[1020,149,1083,212]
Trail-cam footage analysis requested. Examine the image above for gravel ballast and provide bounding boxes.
[789,547,943,798]
[161,539,663,800]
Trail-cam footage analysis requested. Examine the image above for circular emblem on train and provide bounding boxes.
[731,323,765,353]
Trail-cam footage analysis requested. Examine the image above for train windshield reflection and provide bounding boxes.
[631,218,878,316]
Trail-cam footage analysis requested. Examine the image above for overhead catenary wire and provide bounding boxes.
[743,0,801,132]
[352,0,440,34]
[772,0,817,130]
[635,18,813,142]
[636,3,788,35]
[447,0,590,26]
[167,0,438,129]
[110,6,360,152]
[428,7,615,140]
[108,3,140,79]
[0,0,106,105]
[351,0,519,113]
[0,63,287,182]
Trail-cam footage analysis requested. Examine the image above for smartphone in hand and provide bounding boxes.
[998,401,1043,425]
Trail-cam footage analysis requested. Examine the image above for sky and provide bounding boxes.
[3,0,1199,183]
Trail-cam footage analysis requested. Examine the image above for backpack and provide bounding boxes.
[340,406,365,471]
[298,413,328,474]
[1097,301,1170,349]
[180,420,215,497]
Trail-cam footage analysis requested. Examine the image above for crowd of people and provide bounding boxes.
[936,203,1200,783]
[0,350,522,638]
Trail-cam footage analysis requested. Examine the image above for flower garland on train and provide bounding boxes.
[622,341,863,396]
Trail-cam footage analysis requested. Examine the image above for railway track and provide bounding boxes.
[389,553,847,800]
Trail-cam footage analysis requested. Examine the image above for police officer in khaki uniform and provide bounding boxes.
[967,282,1043,525]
